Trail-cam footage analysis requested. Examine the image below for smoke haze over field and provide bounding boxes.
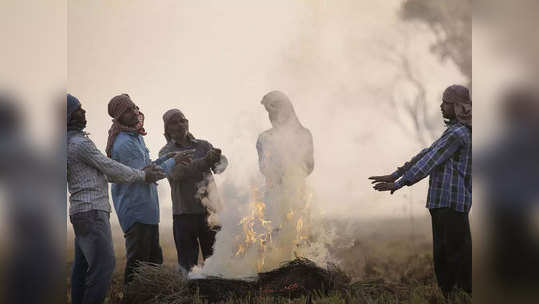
[67,0,467,247]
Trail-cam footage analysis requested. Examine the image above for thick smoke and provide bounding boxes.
[67,0,467,277]
[195,91,334,277]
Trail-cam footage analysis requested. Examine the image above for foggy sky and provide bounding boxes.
[67,0,466,229]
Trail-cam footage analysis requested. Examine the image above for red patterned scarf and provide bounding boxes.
[106,94,147,157]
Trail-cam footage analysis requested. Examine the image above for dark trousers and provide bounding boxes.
[70,210,116,304]
[124,222,163,285]
[173,214,217,272]
[430,208,472,295]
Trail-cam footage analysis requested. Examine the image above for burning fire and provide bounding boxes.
[234,186,313,272]
[234,187,274,271]
[293,190,312,250]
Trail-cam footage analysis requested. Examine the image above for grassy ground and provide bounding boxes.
[66,216,471,303]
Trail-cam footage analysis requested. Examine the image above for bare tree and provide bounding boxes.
[400,0,472,84]
[390,54,437,146]
[374,35,440,147]
[377,0,471,146]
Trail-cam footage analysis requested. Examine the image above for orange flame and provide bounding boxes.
[235,186,313,271]
[234,187,273,271]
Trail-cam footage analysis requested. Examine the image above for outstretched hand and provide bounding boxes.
[369,174,399,194]
[368,174,397,184]
[173,149,195,166]
[206,148,221,165]
[143,164,166,183]
[372,181,398,195]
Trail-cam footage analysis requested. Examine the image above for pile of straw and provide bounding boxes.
[126,258,350,303]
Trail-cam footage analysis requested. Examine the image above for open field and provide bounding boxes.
[66,216,471,303]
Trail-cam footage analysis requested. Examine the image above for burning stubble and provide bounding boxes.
[67,0,467,280]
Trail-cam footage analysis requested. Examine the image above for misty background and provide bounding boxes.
[66,0,469,234]
[11,0,539,302]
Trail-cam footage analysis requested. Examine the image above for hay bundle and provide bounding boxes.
[126,263,191,304]
[127,258,350,303]
[188,277,257,302]
[257,258,350,298]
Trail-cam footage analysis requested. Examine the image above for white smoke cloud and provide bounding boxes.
[67,0,467,276]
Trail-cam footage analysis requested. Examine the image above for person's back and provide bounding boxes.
[255,90,315,239]
[257,91,314,186]
[257,126,313,185]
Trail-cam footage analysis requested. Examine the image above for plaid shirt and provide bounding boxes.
[393,121,472,213]
[67,131,145,216]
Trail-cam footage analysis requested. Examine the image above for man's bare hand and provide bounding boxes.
[173,149,195,166]
[144,165,166,183]
[373,182,398,194]
[368,174,397,184]
[163,152,177,160]
[205,148,221,165]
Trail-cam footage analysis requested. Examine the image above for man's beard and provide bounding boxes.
[68,119,87,131]
[171,130,190,145]
[442,110,456,120]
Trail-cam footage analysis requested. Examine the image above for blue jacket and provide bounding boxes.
[110,132,165,232]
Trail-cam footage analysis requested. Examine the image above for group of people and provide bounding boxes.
[66,90,315,304]
[67,93,228,304]
[67,85,472,303]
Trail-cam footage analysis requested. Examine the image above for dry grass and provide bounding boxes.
[126,263,192,304]
[119,260,470,304]
[66,217,472,303]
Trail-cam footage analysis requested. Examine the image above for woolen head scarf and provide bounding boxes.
[67,93,86,132]
[443,85,472,127]
[105,93,147,157]
[162,108,195,143]
[261,90,304,130]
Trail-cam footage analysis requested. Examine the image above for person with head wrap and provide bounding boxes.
[159,108,228,274]
[442,84,472,127]
[66,94,169,304]
[369,85,472,297]
[105,94,192,288]
[256,91,314,229]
